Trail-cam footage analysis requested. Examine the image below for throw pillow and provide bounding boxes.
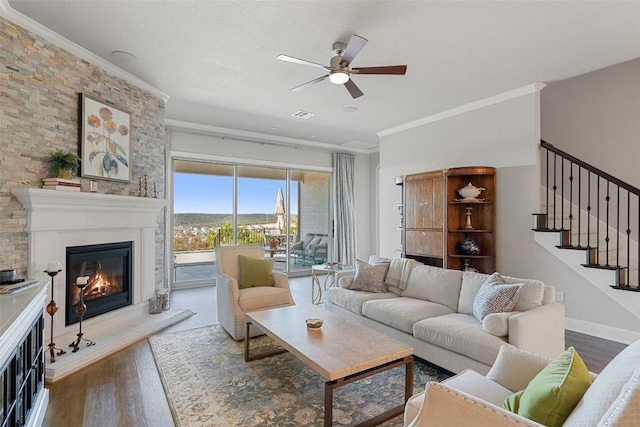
[348,259,389,293]
[238,255,274,289]
[472,272,523,322]
[502,347,592,427]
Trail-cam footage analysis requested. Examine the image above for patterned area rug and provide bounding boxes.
[148,324,450,427]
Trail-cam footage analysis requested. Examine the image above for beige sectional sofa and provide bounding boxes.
[324,259,565,374]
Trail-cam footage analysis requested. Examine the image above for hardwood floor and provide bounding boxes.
[42,278,628,426]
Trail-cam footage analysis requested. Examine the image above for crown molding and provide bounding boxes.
[378,83,547,138]
[165,119,372,155]
[0,0,169,103]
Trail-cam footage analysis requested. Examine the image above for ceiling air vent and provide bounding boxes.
[292,110,315,119]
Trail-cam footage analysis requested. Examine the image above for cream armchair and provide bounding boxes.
[216,245,295,340]
[404,339,640,427]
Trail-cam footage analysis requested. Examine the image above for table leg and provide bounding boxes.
[311,273,322,305]
[324,380,334,427]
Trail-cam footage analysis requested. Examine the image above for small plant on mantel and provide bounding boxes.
[45,149,79,179]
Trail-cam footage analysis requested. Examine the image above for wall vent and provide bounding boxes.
[292,110,315,119]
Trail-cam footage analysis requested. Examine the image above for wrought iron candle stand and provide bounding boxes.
[69,278,96,352]
[45,269,66,363]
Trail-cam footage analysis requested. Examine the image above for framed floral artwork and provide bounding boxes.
[80,94,131,182]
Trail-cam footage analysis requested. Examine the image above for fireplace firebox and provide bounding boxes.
[65,241,133,325]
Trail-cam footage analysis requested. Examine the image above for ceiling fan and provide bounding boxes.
[277,34,407,99]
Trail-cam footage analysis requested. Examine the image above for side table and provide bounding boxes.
[310,264,354,305]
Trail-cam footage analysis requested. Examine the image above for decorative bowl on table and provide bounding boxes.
[306,318,323,330]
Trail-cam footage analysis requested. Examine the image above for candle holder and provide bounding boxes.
[69,279,96,352]
[464,206,474,229]
[44,269,66,363]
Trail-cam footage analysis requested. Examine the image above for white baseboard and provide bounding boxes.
[565,317,640,345]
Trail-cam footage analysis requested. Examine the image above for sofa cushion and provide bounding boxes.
[348,259,389,293]
[362,297,455,334]
[324,287,398,315]
[238,255,274,289]
[239,286,294,312]
[501,275,545,312]
[459,271,489,314]
[443,369,515,407]
[401,265,463,311]
[486,345,552,393]
[473,273,523,322]
[482,311,520,337]
[564,339,640,426]
[503,347,591,427]
[413,313,507,366]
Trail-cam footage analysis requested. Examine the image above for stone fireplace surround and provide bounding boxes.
[11,188,192,382]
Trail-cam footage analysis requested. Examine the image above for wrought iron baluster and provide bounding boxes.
[587,171,591,249]
[626,190,631,283]
[569,162,574,245]
[605,181,610,267]
[578,167,582,247]
[616,185,620,268]
[597,177,601,265]
[561,158,565,230]
[546,148,550,221]
[553,153,558,229]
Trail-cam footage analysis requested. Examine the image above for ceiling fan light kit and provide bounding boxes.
[277,33,407,99]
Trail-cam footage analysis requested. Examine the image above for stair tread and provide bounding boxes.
[581,263,625,270]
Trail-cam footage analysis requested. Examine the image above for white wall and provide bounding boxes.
[169,129,374,260]
[379,86,640,337]
[540,57,640,334]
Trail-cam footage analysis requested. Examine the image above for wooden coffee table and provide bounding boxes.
[244,305,414,427]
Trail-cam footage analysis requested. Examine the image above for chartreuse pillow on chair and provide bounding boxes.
[238,255,274,289]
[502,347,591,427]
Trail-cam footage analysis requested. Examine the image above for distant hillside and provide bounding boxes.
[174,213,297,228]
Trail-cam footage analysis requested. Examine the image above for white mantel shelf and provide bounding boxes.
[10,186,186,382]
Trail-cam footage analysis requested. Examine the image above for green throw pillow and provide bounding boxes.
[502,347,591,427]
[238,255,275,289]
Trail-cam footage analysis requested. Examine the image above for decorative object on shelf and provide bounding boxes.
[464,206,474,229]
[80,94,131,182]
[460,237,481,255]
[44,262,66,363]
[69,275,96,353]
[143,174,149,197]
[156,288,170,311]
[137,176,143,196]
[0,268,16,283]
[149,296,163,314]
[457,182,485,201]
[153,181,158,198]
[305,318,323,329]
[89,180,98,192]
[463,259,479,273]
[45,148,80,179]
[42,177,81,192]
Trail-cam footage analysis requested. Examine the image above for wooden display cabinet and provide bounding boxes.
[446,166,496,274]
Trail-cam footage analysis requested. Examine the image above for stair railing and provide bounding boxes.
[539,140,640,290]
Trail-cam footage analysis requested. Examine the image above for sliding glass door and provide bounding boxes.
[171,160,330,286]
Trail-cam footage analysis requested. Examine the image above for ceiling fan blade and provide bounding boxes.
[344,79,364,99]
[342,34,368,65]
[277,54,329,70]
[291,75,329,92]
[352,65,407,75]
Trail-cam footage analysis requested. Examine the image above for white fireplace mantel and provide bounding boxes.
[11,187,192,382]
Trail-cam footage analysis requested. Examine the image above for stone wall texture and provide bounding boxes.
[299,172,330,236]
[0,17,167,286]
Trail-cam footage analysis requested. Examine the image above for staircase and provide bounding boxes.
[532,141,640,295]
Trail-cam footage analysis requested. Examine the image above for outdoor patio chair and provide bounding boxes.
[216,245,295,340]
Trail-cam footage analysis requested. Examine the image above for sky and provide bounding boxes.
[173,173,298,214]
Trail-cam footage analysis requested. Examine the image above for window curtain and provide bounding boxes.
[332,152,356,265]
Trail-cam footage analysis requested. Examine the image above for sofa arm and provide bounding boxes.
[508,302,565,360]
[406,382,542,427]
[273,271,290,289]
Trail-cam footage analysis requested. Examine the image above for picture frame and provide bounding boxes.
[79,94,131,182]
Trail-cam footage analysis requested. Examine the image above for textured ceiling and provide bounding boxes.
[6,1,640,150]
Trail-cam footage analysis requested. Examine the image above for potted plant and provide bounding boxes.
[45,149,79,179]
[268,236,279,249]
